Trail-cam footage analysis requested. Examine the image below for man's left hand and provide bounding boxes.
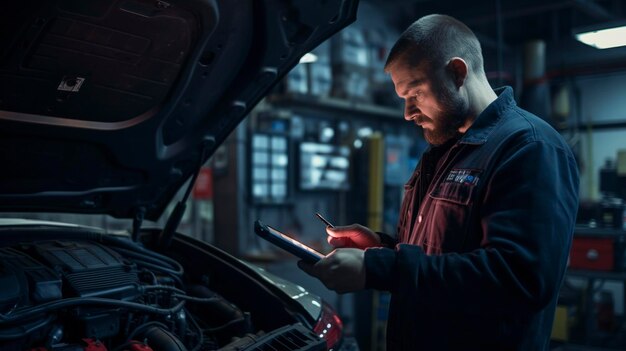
[298,248,366,294]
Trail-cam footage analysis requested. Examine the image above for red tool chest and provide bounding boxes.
[569,227,626,271]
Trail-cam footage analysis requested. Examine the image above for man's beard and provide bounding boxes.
[422,84,468,145]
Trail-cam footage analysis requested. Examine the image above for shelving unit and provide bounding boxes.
[562,268,626,349]
[266,94,403,121]
[562,253,626,349]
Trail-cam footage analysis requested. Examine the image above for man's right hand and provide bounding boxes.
[326,224,381,249]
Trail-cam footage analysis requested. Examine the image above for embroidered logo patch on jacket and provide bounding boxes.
[443,169,481,186]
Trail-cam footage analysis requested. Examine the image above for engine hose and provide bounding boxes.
[187,311,204,351]
[137,326,188,351]
[129,258,184,280]
[0,298,185,324]
[172,294,220,303]
[111,247,184,275]
[140,286,220,304]
[102,237,185,274]
[0,315,54,340]
[126,321,169,342]
[112,246,177,268]
[185,284,250,344]
[204,317,246,332]
[142,285,187,295]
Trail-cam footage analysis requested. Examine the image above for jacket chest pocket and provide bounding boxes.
[429,181,475,205]
[424,173,480,252]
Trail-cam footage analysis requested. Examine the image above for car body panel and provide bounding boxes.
[0,0,358,220]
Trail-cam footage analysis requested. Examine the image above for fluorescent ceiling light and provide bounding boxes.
[299,53,318,63]
[575,25,626,49]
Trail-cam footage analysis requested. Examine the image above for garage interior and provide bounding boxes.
[4,0,626,350]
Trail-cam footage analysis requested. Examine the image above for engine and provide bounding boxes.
[0,239,303,351]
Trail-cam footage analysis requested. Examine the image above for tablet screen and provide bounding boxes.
[266,225,325,257]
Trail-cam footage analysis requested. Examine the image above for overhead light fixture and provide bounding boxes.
[575,22,626,49]
[299,53,318,63]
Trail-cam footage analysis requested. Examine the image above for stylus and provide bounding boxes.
[315,213,335,228]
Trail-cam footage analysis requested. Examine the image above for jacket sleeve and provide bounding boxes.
[364,140,579,314]
[376,232,399,248]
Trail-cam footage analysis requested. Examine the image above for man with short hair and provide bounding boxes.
[299,14,579,350]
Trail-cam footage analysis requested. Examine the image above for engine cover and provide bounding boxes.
[0,247,61,310]
[26,240,139,300]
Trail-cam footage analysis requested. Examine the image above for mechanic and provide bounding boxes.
[298,14,580,350]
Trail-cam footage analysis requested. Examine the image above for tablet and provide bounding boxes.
[254,220,325,263]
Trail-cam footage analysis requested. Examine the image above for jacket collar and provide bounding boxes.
[458,86,515,145]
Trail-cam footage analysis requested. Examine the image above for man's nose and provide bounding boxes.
[404,104,418,121]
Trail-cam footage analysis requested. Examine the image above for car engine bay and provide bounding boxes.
[0,232,326,351]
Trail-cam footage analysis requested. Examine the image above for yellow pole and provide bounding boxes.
[367,133,386,350]
[367,133,384,232]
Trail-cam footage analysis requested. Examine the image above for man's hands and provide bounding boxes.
[298,248,365,294]
[326,224,381,249]
[298,223,380,293]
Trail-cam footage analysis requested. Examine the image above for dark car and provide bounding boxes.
[0,1,358,350]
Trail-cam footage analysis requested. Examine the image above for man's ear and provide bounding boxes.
[447,57,468,89]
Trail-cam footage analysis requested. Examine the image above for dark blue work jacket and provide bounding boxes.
[365,87,580,350]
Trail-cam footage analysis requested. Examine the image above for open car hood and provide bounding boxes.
[0,0,358,220]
